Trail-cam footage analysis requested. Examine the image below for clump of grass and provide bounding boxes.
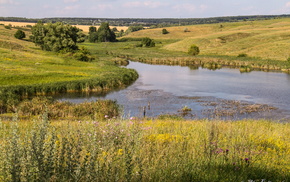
[0,97,121,120]
[237,53,248,57]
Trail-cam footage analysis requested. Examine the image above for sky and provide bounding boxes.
[1,0,290,19]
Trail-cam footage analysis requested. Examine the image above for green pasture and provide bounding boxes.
[0,25,138,98]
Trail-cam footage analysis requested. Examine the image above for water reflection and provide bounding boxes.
[58,61,290,121]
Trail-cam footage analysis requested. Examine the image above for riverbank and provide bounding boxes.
[0,25,138,114]
[0,117,289,181]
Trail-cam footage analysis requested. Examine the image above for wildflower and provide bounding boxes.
[130,117,135,120]
[117,149,123,155]
[216,148,223,154]
[105,115,109,119]
[244,158,250,165]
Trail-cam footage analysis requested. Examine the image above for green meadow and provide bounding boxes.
[0,117,289,181]
[0,25,138,98]
[0,18,290,181]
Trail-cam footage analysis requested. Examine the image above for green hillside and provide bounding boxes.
[0,25,137,97]
[126,18,290,61]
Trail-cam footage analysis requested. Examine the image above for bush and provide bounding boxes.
[4,25,11,29]
[73,47,95,62]
[184,28,190,32]
[162,29,169,34]
[188,44,200,56]
[118,37,144,42]
[238,53,248,57]
[141,37,155,47]
[14,29,26,39]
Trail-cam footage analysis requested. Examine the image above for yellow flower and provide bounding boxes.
[117,149,123,155]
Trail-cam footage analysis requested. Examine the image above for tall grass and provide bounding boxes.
[0,118,289,181]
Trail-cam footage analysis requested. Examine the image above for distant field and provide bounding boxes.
[0,21,128,32]
[75,24,128,32]
[126,18,290,61]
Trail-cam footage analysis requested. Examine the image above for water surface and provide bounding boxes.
[58,61,290,120]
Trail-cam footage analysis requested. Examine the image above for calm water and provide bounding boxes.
[58,61,290,120]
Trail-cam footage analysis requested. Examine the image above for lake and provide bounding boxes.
[57,61,290,121]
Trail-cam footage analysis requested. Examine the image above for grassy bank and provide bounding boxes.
[0,117,289,181]
[0,25,138,102]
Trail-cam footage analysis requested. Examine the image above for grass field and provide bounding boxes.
[0,117,289,181]
[126,18,290,61]
[0,24,137,99]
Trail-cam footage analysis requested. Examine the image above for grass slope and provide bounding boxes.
[0,25,137,96]
[126,18,290,61]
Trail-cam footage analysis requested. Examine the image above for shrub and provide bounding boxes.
[238,53,248,57]
[162,29,169,34]
[141,37,155,47]
[4,25,11,29]
[287,57,290,62]
[14,29,26,39]
[184,28,190,32]
[188,44,200,56]
[73,47,95,62]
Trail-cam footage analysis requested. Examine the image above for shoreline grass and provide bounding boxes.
[0,117,289,181]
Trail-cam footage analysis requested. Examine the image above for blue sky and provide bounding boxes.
[1,0,290,18]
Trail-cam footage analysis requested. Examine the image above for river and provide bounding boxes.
[57,61,290,121]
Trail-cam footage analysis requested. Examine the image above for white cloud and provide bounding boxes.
[286,2,290,7]
[199,4,208,12]
[97,4,113,11]
[64,5,80,11]
[173,4,196,12]
[0,0,17,5]
[64,0,79,3]
[123,1,163,8]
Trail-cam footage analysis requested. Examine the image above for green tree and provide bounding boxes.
[30,22,85,52]
[97,22,116,42]
[88,32,98,43]
[14,29,26,39]
[188,44,200,56]
[117,30,124,37]
[141,37,155,47]
[111,27,118,32]
[125,25,144,35]
[89,26,97,33]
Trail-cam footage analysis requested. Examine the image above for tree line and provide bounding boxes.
[1,14,290,27]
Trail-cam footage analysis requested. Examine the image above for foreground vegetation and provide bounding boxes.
[0,117,289,181]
